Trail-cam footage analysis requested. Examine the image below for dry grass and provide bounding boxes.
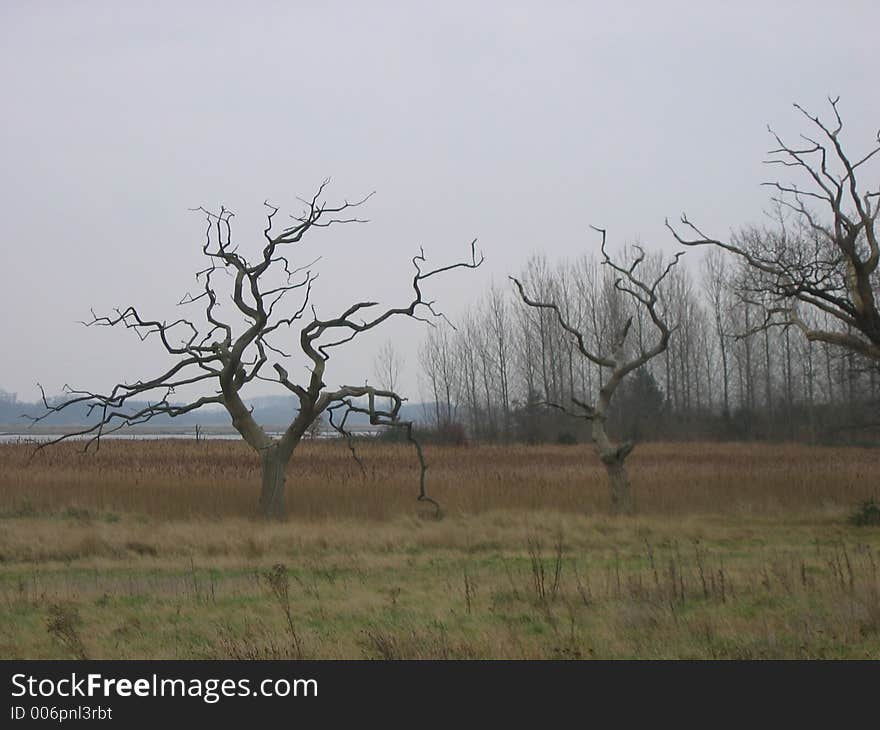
[1,439,876,520]
[0,440,878,659]
[0,511,878,659]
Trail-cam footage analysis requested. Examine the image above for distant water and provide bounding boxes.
[0,430,377,444]
[0,432,266,443]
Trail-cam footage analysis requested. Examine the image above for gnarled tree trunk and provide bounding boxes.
[260,443,292,520]
[592,417,635,515]
[602,458,633,515]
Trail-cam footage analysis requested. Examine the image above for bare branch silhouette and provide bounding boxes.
[31,181,482,518]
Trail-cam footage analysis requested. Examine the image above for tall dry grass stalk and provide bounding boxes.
[1,440,876,520]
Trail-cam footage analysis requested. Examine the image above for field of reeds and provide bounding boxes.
[1,439,879,658]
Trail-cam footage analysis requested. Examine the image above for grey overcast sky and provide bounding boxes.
[1,1,877,404]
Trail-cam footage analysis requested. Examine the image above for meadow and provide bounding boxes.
[1,439,879,659]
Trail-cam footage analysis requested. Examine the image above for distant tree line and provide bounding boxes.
[416,242,880,446]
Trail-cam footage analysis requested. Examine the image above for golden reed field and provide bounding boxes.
[1,439,877,520]
[1,439,879,659]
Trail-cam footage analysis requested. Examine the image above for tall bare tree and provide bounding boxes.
[373,340,404,393]
[485,284,514,435]
[418,323,461,429]
[511,228,683,514]
[31,182,482,519]
[668,97,880,363]
[702,249,734,418]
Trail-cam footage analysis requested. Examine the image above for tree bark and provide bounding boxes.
[604,459,633,516]
[591,418,634,516]
[260,443,290,520]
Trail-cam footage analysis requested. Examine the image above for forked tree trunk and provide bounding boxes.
[260,443,291,520]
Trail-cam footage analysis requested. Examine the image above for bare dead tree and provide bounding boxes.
[668,97,880,362]
[30,181,482,519]
[511,227,683,514]
[373,340,404,393]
